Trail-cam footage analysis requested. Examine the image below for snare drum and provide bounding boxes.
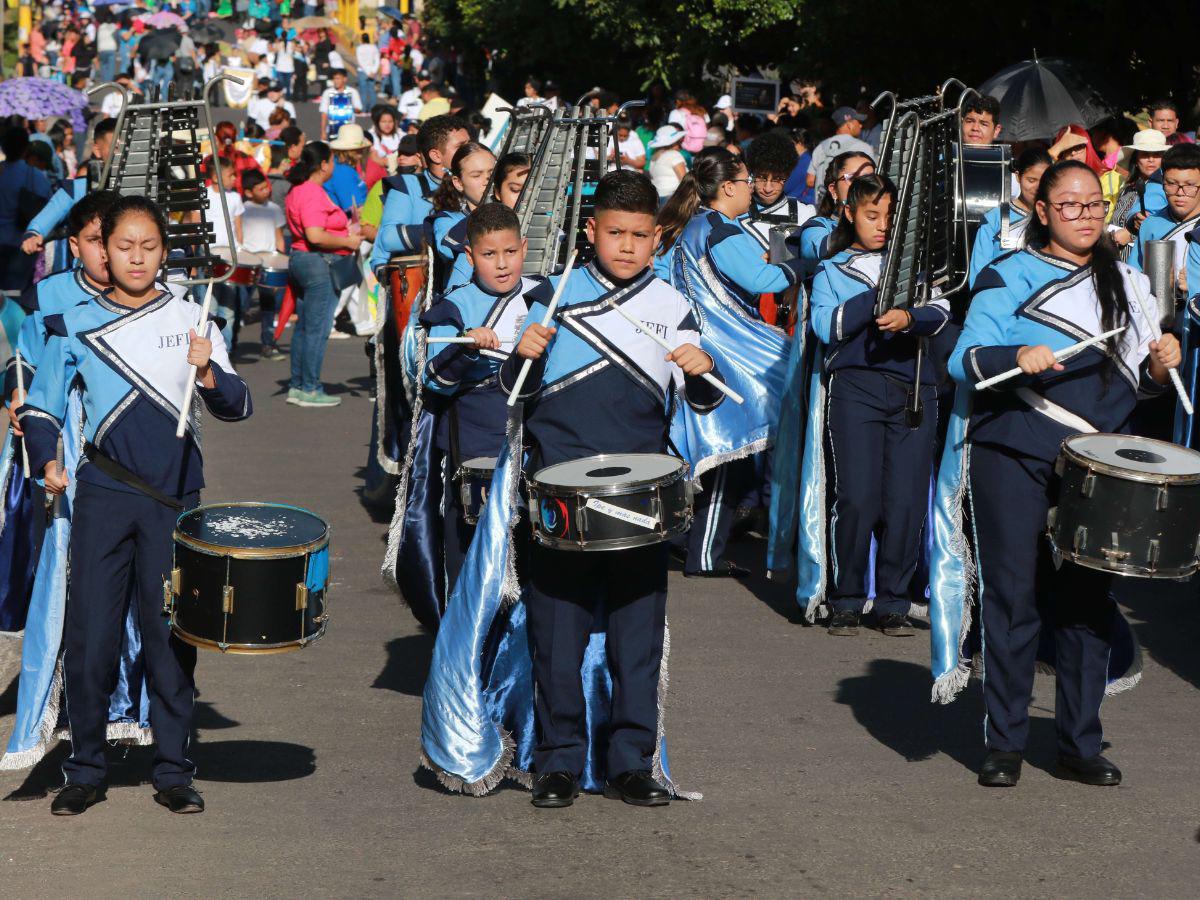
[527,453,692,551]
[383,253,425,338]
[458,456,497,525]
[214,248,262,286]
[166,502,331,653]
[1048,433,1200,579]
[257,251,291,289]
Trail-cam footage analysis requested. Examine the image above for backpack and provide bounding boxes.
[681,111,708,152]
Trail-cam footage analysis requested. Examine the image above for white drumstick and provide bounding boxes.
[15,350,29,477]
[427,336,481,344]
[1127,277,1193,416]
[507,249,578,407]
[175,291,214,439]
[606,300,745,405]
[974,327,1126,391]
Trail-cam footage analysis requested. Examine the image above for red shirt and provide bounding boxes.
[286,179,350,254]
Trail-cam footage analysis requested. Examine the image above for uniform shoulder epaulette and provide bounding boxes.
[43,313,69,337]
[525,278,555,305]
[707,216,744,245]
[17,284,39,313]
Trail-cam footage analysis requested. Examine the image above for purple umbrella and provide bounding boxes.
[0,78,89,131]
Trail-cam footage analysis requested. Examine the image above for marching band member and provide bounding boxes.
[1129,143,1200,284]
[810,174,949,636]
[368,114,470,276]
[492,152,532,208]
[18,197,252,816]
[657,149,802,577]
[502,171,725,807]
[739,130,816,249]
[426,141,497,292]
[968,149,1051,287]
[420,203,541,590]
[939,161,1179,788]
[796,151,876,282]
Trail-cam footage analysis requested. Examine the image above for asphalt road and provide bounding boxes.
[1,332,1199,899]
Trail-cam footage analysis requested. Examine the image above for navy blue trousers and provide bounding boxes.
[525,542,667,778]
[826,369,936,615]
[441,461,476,595]
[969,443,1114,758]
[676,457,756,574]
[62,482,198,789]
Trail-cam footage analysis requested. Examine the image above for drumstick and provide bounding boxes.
[1127,276,1194,416]
[427,336,481,344]
[14,350,29,478]
[507,249,578,407]
[974,327,1126,391]
[175,292,215,439]
[605,300,746,405]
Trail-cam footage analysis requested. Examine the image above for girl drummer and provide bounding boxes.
[795,150,876,280]
[19,196,253,816]
[427,141,497,291]
[968,147,1052,286]
[949,160,1180,788]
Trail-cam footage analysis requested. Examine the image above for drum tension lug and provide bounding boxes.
[1147,539,1160,570]
[1156,485,1169,511]
[296,583,309,612]
[222,585,235,615]
[1073,526,1087,553]
[1080,471,1096,498]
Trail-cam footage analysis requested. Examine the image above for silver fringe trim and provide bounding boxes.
[690,436,771,485]
[932,442,978,704]
[0,429,14,535]
[802,375,829,623]
[419,728,517,797]
[0,659,64,771]
[652,619,701,800]
[499,409,525,607]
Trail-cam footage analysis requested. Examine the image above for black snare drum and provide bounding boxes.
[458,456,497,525]
[527,453,692,551]
[1048,434,1200,579]
[166,503,331,653]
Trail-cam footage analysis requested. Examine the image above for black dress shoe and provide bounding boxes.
[668,544,689,565]
[154,784,205,814]
[827,611,860,636]
[978,750,1022,787]
[531,771,579,808]
[685,561,750,579]
[1056,753,1121,786]
[50,783,102,816]
[876,613,915,636]
[603,769,670,807]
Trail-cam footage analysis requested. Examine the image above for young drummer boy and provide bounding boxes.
[420,203,544,590]
[739,130,816,249]
[501,170,726,808]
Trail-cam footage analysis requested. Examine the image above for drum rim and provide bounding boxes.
[458,456,498,476]
[1060,433,1200,485]
[529,453,689,496]
[531,514,692,552]
[1047,539,1200,580]
[170,620,327,654]
[174,501,331,559]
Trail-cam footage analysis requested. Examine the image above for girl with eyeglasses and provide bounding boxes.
[941,160,1180,789]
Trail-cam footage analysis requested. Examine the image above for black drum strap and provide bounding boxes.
[83,442,183,510]
[447,400,463,475]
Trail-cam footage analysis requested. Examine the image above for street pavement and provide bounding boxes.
[1,332,1199,899]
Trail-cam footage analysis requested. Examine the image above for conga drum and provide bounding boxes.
[384,252,425,338]
[213,248,262,286]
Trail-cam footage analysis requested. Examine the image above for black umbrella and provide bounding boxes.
[137,28,183,63]
[191,21,231,45]
[978,56,1113,142]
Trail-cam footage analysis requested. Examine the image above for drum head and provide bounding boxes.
[1064,434,1200,477]
[176,503,328,552]
[461,456,497,473]
[534,453,682,488]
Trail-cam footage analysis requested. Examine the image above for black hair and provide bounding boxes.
[816,150,876,217]
[280,125,304,148]
[524,76,542,93]
[466,111,492,137]
[431,141,494,212]
[286,140,331,185]
[1161,142,1200,174]
[241,168,267,193]
[0,126,28,162]
[789,126,813,151]
[244,121,266,140]
[68,189,119,238]
[330,68,347,78]
[656,148,744,251]
[826,174,898,256]
[1014,147,1053,175]
[594,168,659,218]
[466,201,521,245]
[1025,160,1129,363]
[417,114,468,164]
[47,121,68,150]
[962,94,1001,122]
[93,117,118,141]
[745,130,799,179]
[371,104,398,130]
[1150,98,1179,116]
[100,195,168,246]
[493,151,532,201]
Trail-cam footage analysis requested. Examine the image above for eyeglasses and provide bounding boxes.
[753,174,786,186]
[1048,200,1111,220]
[728,177,755,186]
[1164,180,1200,197]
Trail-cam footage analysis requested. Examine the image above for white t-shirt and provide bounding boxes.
[409,47,425,72]
[206,186,245,249]
[616,133,645,163]
[241,199,286,254]
[355,44,381,78]
[96,22,118,53]
[650,149,686,198]
[250,38,270,58]
[272,44,295,74]
[398,87,423,122]
[373,131,402,155]
[328,49,346,70]
[249,97,296,130]
[100,90,123,119]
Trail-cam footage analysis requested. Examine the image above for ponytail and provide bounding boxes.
[286,141,330,186]
[825,173,897,258]
[656,147,744,254]
[817,150,875,218]
[432,140,493,213]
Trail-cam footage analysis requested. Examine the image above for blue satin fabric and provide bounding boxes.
[767,309,812,574]
[421,426,679,794]
[0,430,37,633]
[1173,300,1200,447]
[392,408,446,632]
[669,243,791,477]
[928,388,1141,700]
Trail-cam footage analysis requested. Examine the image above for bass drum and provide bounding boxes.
[1048,433,1200,579]
[957,143,1011,238]
[168,503,331,653]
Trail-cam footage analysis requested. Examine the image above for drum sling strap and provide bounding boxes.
[83,442,184,511]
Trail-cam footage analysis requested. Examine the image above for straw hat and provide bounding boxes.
[330,123,371,151]
[648,125,685,149]
[1117,128,1169,172]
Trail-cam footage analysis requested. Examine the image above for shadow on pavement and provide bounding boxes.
[193,740,316,782]
[1116,577,1200,690]
[373,634,435,697]
[834,658,1061,776]
[725,539,809,624]
[0,671,18,718]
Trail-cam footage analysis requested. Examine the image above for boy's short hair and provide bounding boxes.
[1151,98,1179,116]
[93,117,118,142]
[68,189,119,238]
[746,130,799,178]
[593,169,658,218]
[962,94,1001,122]
[330,68,347,78]
[417,114,467,162]
[241,168,267,193]
[466,202,521,245]
[1161,143,1200,173]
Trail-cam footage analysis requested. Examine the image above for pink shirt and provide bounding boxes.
[285,179,350,254]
